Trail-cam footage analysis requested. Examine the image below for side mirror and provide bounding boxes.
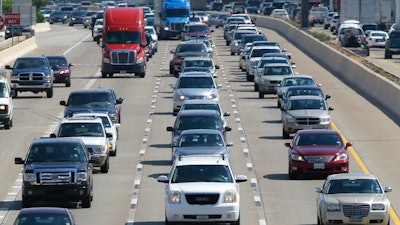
[328,107,334,111]
[157,175,169,183]
[69,63,73,67]
[284,142,291,147]
[5,65,12,70]
[345,142,352,149]
[15,157,24,165]
[325,95,331,100]
[170,50,175,54]
[215,65,220,69]
[166,126,174,132]
[315,187,323,193]
[224,126,232,132]
[50,133,57,138]
[116,98,124,104]
[226,142,234,147]
[60,100,67,106]
[223,112,230,117]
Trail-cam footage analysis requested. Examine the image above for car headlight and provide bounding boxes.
[223,189,237,203]
[77,172,88,182]
[164,27,169,31]
[284,115,296,123]
[177,94,185,101]
[372,203,385,210]
[103,58,111,64]
[137,57,144,64]
[320,115,331,124]
[334,153,348,161]
[290,153,304,161]
[208,93,218,99]
[168,190,181,204]
[59,69,69,75]
[24,173,36,182]
[235,42,239,46]
[108,113,118,122]
[326,203,340,212]
[0,105,8,112]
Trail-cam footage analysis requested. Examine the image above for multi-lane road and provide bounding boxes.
[0,22,399,225]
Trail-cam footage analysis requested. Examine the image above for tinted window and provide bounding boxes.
[295,133,341,146]
[27,142,86,162]
[172,165,233,183]
[105,31,141,44]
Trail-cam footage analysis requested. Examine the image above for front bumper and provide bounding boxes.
[321,210,389,225]
[283,122,331,135]
[90,153,108,167]
[22,183,91,202]
[289,160,348,176]
[102,62,145,75]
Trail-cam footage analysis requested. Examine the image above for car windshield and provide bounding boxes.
[182,68,210,73]
[182,60,213,69]
[67,93,112,107]
[251,48,281,57]
[176,44,206,53]
[47,57,67,67]
[176,116,222,130]
[288,99,326,110]
[14,58,49,70]
[171,165,233,183]
[177,133,224,147]
[326,179,382,194]
[187,25,209,32]
[14,213,72,225]
[0,83,9,98]
[58,123,105,137]
[243,35,267,44]
[282,77,315,86]
[165,8,189,17]
[295,133,341,146]
[182,103,220,113]
[263,66,292,75]
[177,77,214,88]
[257,59,288,68]
[26,142,85,162]
[286,88,323,98]
[105,31,141,44]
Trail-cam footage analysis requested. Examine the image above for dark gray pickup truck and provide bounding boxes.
[385,30,400,59]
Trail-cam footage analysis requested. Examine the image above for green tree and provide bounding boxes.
[2,0,12,13]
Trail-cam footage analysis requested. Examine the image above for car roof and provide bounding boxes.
[263,63,292,67]
[182,57,213,61]
[69,88,113,94]
[179,72,213,78]
[283,74,313,79]
[180,129,223,135]
[19,207,70,215]
[296,129,338,135]
[327,173,377,181]
[287,95,325,101]
[174,154,229,166]
[61,116,103,123]
[251,46,280,50]
[32,137,85,145]
[286,85,322,91]
[182,99,219,105]
[177,109,220,117]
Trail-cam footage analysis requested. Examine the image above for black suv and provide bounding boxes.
[5,25,35,39]
[15,138,94,208]
[60,88,123,124]
[5,56,54,98]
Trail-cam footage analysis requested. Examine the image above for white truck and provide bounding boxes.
[339,0,394,29]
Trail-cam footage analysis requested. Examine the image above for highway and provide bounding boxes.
[0,22,399,225]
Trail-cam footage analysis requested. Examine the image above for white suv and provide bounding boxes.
[0,72,13,129]
[51,116,111,173]
[157,155,247,225]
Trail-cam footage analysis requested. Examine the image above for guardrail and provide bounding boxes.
[254,16,400,123]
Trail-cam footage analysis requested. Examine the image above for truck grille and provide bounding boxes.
[185,194,219,205]
[171,22,185,31]
[18,72,45,81]
[343,204,370,217]
[304,155,333,163]
[296,118,320,125]
[110,50,136,65]
[35,169,77,184]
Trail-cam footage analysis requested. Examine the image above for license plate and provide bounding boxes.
[350,216,363,222]
[314,163,325,169]
[376,39,384,42]
[120,70,126,74]
[196,215,208,220]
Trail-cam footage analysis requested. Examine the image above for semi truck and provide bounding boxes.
[101,7,147,78]
[339,0,394,30]
[154,0,191,40]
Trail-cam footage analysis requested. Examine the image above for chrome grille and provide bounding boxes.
[304,155,333,163]
[296,118,320,125]
[185,194,219,205]
[35,169,77,184]
[110,50,136,65]
[188,96,207,100]
[171,22,185,31]
[18,72,45,81]
[343,204,370,217]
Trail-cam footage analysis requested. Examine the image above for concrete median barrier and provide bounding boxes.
[254,16,400,122]
[0,37,38,67]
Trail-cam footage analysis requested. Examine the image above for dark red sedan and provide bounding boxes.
[13,207,77,225]
[46,56,72,87]
[285,129,352,179]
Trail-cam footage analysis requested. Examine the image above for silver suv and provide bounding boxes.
[157,155,247,225]
[0,74,13,129]
[281,95,333,138]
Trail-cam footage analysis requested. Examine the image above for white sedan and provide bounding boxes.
[366,30,389,47]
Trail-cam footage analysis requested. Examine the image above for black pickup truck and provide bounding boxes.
[15,138,94,208]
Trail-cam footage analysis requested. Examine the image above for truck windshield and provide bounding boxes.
[165,9,189,18]
[105,31,141,44]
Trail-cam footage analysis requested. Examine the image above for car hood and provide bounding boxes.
[0,97,11,104]
[261,75,285,81]
[323,193,388,204]
[69,136,106,146]
[64,107,116,117]
[287,109,329,117]
[25,161,88,171]
[170,182,235,193]
[176,52,209,58]
[176,88,217,96]
[11,68,51,74]
[187,32,211,37]
[293,146,345,156]
[174,146,228,156]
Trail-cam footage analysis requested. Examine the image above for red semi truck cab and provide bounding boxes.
[101,7,147,78]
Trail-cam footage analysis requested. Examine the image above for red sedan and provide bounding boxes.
[285,129,352,179]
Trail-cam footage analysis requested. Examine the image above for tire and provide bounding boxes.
[277,100,281,108]
[254,83,259,92]
[110,146,117,156]
[100,157,109,173]
[231,216,240,225]
[165,218,173,225]
[109,73,114,77]
[317,214,322,225]
[231,52,235,55]
[138,72,145,78]
[22,197,32,208]
[46,89,53,98]
[65,80,71,87]
[101,72,107,78]
[282,128,290,139]
[384,51,392,59]
[81,194,91,208]
[258,92,264,99]
[13,91,17,98]
[4,120,11,129]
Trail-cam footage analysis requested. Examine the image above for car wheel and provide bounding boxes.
[165,218,173,225]
[231,52,235,56]
[254,83,259,92]
[46,89,53,98]
[22,197,32,208]
[231,216,240,225]
[137,72,145,78]
[65,80,71,87]
[110,145,117,156]
[246,74,252,82]
[384,51,392,59]
[13,91,17,98]
[4,119,11,129]
[277,100,281,108]
[101,72,107,78]
[108,73,114,77]
[10,119,13,127]
[258,92,264,99]
[100,157,109,173]
[81,195,91,208]
[282,128,290,139]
